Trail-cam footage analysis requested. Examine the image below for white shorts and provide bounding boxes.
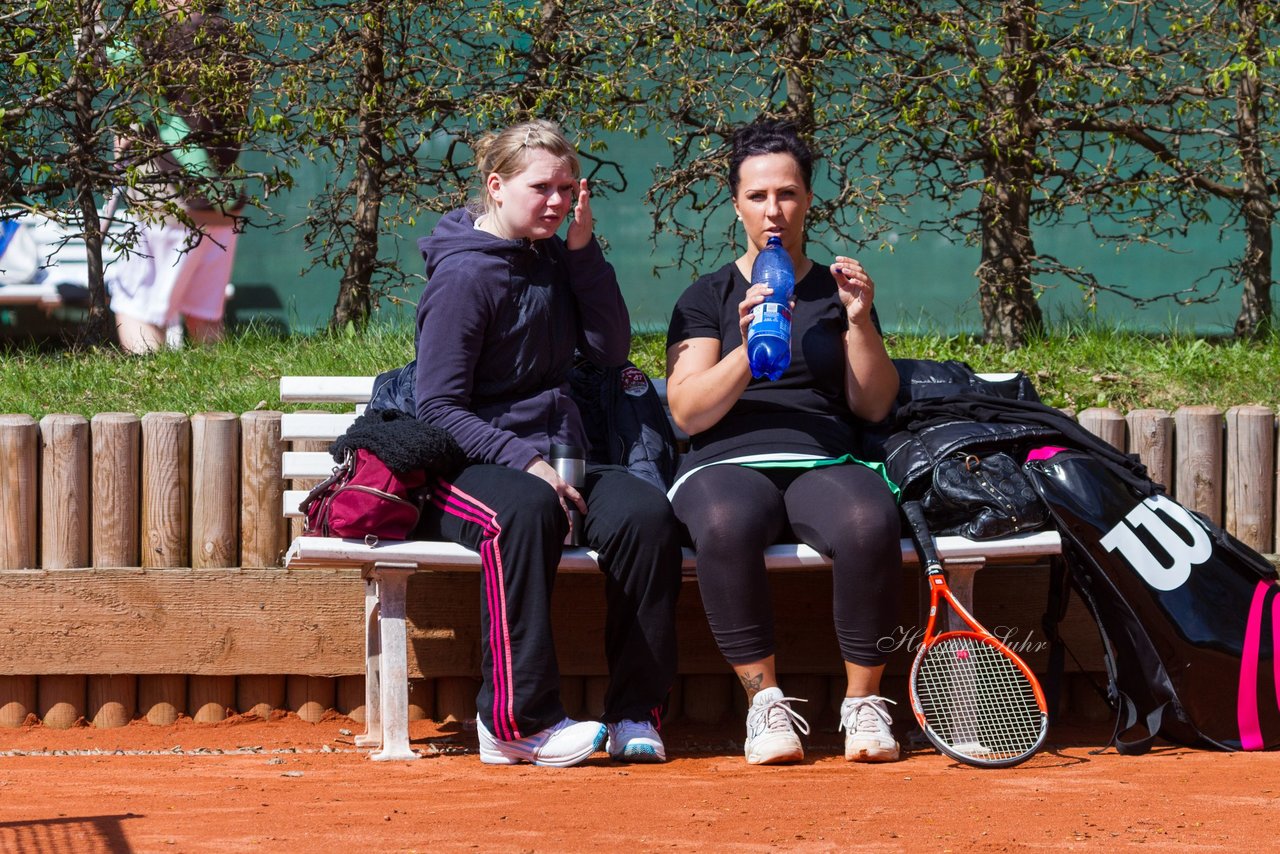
[108,220,238,327]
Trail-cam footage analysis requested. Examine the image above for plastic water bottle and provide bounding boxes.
[746,235,795,381]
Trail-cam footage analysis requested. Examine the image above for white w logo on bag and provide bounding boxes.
[1099,494,1214,592]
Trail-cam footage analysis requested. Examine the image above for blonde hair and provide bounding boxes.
[470,120,581,217]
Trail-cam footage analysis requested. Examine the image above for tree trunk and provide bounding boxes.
[1236,195,1274,340]
[784,18,814,132]
[77,185,113,347]
[1232,0,1273,340]
[72,6,112,347]
[977,0,1044,348]
[329,2,386,332]
[513,1,565,113]
[978,163,1041,347]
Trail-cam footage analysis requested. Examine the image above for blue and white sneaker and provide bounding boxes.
[606,719,667,763]
[477,716,605,767]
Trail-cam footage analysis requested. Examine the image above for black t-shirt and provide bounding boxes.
[666,260,883,472]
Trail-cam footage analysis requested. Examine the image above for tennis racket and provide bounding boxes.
[903,500,1048,768]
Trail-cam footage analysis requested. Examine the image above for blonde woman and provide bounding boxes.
[412,120,682,767]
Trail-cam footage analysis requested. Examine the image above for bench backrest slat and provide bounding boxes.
[283,450,339,479]
[280,376,376,403]
[281,412,358,442]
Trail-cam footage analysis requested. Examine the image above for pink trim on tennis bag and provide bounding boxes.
[1027,449,1280,753]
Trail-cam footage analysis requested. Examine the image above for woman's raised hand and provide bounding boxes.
[566,179,593,251]
[832,256,875,325]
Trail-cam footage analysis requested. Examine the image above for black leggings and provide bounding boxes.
[672,463,902,667]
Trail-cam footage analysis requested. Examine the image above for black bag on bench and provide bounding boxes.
[566,353,678,492]
[920,450,1048,539]
[880,370,1162,542]
[873,359,1054,539]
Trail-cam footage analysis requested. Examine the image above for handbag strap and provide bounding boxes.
[298,451,354,516]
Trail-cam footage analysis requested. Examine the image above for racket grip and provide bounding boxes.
[902,499,944,575]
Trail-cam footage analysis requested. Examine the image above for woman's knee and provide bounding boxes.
[466,467,567,539]
[513,478,567,532]
[672,470,779,550]
[621,483,680,531]
[788,469,901,552]
[588,477,682,557]
[852,499,903,546]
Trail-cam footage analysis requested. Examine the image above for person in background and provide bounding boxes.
[107,0,250,353]
[665,118,904,765]
[413,119,682,767]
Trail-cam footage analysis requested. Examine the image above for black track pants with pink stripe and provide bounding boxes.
[417,462,682,742]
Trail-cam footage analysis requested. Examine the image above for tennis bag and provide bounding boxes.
[1026,449,1280,753]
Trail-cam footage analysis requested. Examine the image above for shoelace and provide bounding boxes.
[839,695,897,734]
[756,695,811,736]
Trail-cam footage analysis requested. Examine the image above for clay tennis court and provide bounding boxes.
[0,712,1272,852]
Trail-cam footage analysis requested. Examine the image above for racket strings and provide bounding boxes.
[914,635,1045,762]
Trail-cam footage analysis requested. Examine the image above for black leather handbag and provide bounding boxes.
[921,451,1048,539]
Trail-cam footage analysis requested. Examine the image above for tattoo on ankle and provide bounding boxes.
[738,671,764,696]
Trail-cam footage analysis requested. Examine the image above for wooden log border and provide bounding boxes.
[1,403,1270,568]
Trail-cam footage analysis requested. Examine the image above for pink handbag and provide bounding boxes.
[300,449,426,542]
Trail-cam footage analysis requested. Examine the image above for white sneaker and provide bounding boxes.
[606,719,667,763]
[744,687,810,765]
[477,716,605,767]
[839,695,900,762]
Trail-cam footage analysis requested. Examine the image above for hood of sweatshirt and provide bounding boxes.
[417,207,539,278]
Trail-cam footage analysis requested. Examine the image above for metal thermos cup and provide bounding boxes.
[550,443,585,546]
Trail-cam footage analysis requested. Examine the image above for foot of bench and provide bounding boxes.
[942,557,985,633]
[369,562,419,762]
[354,575,382,749]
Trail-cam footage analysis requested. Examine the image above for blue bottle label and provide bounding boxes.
[750,302,792,340]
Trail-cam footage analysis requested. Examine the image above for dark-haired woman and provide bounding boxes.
[666,119,903,765]
[414,120,682,767]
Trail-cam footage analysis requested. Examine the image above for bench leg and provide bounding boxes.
[354,575,382,750]
[370,562,419,762]
[942,558,986,633]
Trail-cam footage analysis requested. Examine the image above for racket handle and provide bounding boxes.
[902,500,944,576]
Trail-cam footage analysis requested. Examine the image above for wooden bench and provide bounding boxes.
[279,374,1063,761]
